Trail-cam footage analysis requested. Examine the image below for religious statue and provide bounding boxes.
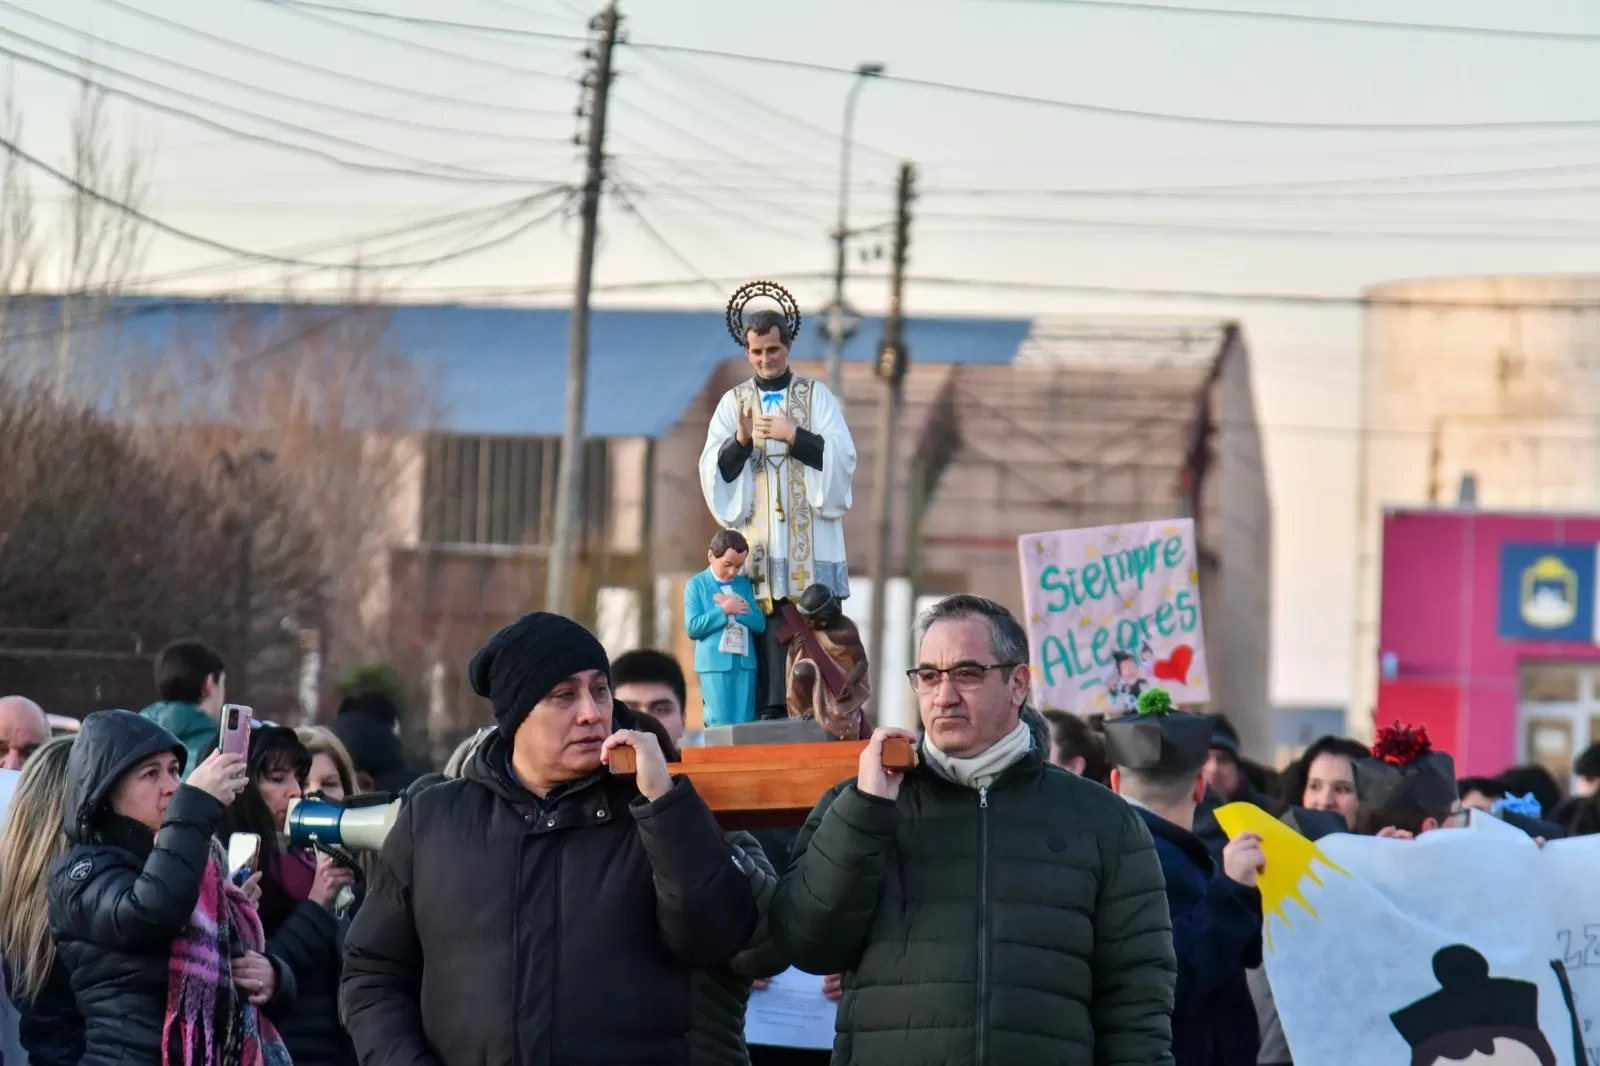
[698,281,858,721]
[684,529,764,727]
[778,583,870,741]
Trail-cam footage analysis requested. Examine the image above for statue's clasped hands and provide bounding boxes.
[714,592,751,616]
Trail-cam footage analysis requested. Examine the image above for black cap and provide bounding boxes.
[1103,688,1214,773]
[468,612,611,739]
[1355,722,1457,811]
[1391,946,1539,1049]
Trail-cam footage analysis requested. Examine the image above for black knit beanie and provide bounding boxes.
[468,612,611,738]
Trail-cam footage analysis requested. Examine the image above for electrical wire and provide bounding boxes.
[917,212,1600,242]
[611,97,827,199]
[87,0,569,118]
[623,47,900,165]
[0,33,554,186]
[607,181,724,296]
[260,0,1600,133]
[129,195,575,407]
[258,0,582,79]
[607,142,826,238]
[0,129,573,270]
[0,1,563,143]
[129,192,570,286]
[919,159,1600,199]
[363,271,1600,312]
[979,0,1600,45]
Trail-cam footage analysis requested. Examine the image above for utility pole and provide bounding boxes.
[867,162,914,728]
[824,63,885,399]
[547,3,620,617]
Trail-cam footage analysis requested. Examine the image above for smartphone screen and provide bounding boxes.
[227,832,260,885]
[219,704,253,758]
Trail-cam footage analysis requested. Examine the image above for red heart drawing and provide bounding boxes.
[1152,645,1194,685]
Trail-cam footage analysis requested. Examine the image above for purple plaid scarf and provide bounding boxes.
[161,845,292,1066]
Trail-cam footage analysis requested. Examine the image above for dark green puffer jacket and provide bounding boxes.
[689,830,788,1066]
[769,733,1177,1066]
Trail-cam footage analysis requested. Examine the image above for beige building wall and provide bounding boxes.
[1353,276,1600,735]
[1198,327,1274,761]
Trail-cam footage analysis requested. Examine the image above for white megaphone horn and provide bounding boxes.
[286,792,403,854]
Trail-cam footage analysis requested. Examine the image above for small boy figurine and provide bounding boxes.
[685,529,766,727]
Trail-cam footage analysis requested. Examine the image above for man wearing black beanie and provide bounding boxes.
[341,612,759,1065]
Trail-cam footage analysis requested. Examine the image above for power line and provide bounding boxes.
[608,181,723,295]
[982,0,1600,45]
[920,159,1600,199]
[1,1,567,143]
[258,0,582,79]
[624,47,900,165]
[263,1,1600,133]
[366,271,1600,313]
[86,0,566,119]
[608,147,823,241]
[918,212,1600,243]
[129,193,567,286]
[0,34,554,187]
[0,129,574,270]
[134,195,575,407]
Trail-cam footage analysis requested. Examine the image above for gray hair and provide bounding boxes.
[1118,767,1202,808]
[913,594,1029,669]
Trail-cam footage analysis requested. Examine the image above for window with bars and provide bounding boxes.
[420,435,610,549]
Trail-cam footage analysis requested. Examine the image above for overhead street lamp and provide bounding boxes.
[824,61,885,400]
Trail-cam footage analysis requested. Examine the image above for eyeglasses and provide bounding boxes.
[905,663,1018,693]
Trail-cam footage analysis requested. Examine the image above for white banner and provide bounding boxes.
[1018,518,1210,715]
[1218,802,1597,1066]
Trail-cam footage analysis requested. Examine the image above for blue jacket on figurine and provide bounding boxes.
[685,568,765,673]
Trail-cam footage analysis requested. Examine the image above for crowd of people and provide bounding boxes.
[0,599,1590,1066]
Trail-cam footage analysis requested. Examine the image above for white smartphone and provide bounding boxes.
[227,832,261,886]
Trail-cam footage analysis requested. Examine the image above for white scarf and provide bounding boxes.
[921,719,1034,791]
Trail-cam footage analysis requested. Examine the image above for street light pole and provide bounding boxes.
[825,62,884,400]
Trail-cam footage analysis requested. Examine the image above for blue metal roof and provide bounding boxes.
[69,298,1032,439]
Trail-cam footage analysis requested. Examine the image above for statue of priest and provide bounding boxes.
[698,281,857,720]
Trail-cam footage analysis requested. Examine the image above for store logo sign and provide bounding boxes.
[1498,543,1598,643]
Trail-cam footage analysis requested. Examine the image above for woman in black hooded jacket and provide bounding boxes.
[46,709,295,1066]
[221,725,358,1066]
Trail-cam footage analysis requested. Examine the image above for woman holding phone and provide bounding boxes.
[222,724,358,1066]
[47,709,290,1066]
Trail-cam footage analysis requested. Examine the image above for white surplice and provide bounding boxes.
[697,374,856,613]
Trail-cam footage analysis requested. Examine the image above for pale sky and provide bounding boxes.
[14,0,1600,708]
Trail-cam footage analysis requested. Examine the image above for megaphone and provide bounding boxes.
[286,791,403,855]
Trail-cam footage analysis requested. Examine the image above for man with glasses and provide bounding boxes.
[770,594,1177,1065]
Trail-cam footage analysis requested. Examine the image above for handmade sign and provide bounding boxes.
[1217,803,1598,1066]
[1018,518,1209,714]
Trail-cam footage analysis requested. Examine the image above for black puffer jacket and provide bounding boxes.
[770,723,1176,1066]
[46,709,296,1066]
[7,956,84,1066]
[341,728,759,1065]
[266,898,356,1066]
[689,830,787,1066]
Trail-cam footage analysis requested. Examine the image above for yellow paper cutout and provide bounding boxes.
[1214,802,1352,952]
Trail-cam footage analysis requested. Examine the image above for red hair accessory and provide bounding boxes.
[1372,721,1433,767]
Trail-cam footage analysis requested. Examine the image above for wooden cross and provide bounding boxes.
[773,602,849,700]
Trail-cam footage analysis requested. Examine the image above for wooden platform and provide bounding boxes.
[667,741,866,829]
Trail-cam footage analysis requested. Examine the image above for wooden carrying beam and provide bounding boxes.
[616,738,917,830]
